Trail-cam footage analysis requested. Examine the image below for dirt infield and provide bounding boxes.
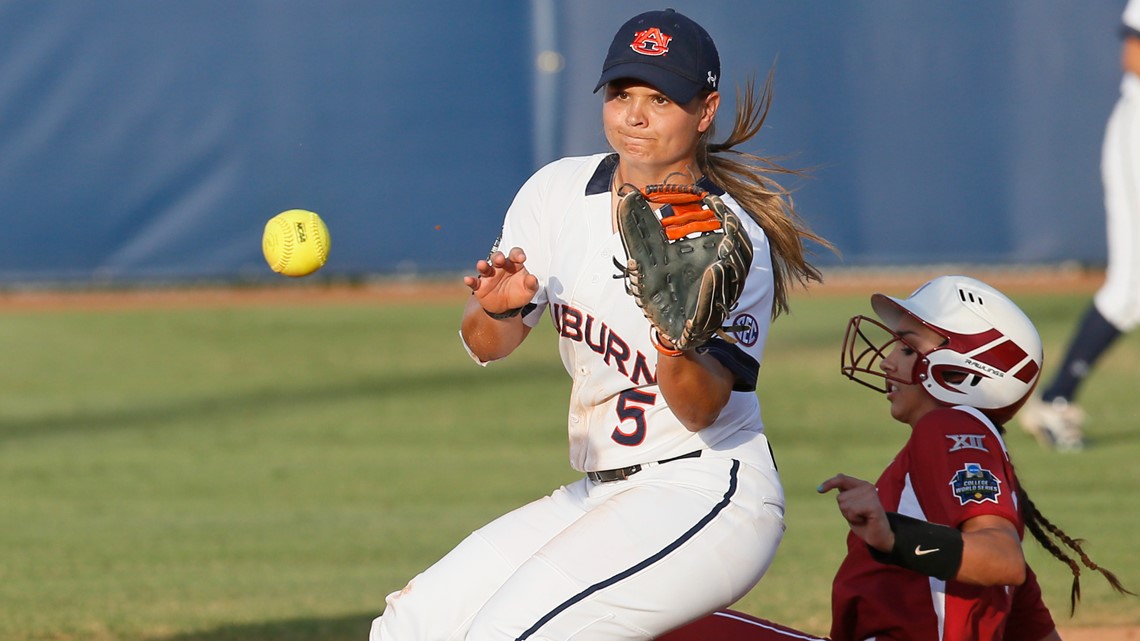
[799,266,1106,296]
[1057,626,1140,641]
[0,280,468,312]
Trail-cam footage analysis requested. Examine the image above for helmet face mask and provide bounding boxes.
[840,276,1044,425]
[841,314,928,392]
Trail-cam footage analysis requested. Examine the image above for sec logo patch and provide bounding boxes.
[732,313,760,347]
[949,463,1002,505]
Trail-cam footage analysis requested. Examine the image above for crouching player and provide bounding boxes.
[659,276,1131,641]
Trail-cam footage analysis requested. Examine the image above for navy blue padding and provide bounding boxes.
[585,154,620,196]
[516,460,742,641]
[695,175,725,196]
[698,339,760,392]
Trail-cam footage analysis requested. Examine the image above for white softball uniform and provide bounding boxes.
[370,153,785,641]
[1095,0,1140,330]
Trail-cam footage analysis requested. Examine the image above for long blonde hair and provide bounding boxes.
[698,70,833,318]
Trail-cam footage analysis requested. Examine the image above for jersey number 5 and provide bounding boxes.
[612,389,657,446]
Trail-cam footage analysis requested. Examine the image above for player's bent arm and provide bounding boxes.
[869,512,1025,586]
[956,513,1026,586]
[820,477,1025,586]
[655,348,735,431]
[461,295,532,362]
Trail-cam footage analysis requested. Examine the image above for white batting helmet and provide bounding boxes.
[842,275,1043,424]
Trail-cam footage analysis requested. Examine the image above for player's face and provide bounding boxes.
[879,315,945,427]
[602,81,718,179]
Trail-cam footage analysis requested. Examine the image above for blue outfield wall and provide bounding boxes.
[0,1,1125,285]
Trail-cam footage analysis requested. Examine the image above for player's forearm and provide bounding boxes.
[655,352,734,431]
[955,523,1027,586]
[461,296,531,361]
[855,511,1025,586]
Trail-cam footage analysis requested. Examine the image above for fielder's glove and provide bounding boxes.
[615,184,754,353]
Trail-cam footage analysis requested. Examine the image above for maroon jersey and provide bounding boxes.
[830,406,1055,641]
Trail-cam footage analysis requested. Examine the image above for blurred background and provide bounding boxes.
[0,0,1125,286]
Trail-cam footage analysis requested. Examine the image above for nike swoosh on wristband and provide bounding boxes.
[915,545,940,556]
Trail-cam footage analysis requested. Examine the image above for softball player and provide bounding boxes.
[825,276,1127,640]
[1020,0,1140,452]
[668,277,1129,641]
[369,9,828,641]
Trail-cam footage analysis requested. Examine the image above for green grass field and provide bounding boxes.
[1,284,1137,640]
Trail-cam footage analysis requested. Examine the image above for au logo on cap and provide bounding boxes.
[630,27,672,56]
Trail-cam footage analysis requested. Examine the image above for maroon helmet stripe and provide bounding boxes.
[972,339,1029,372]
[1013,359,1040,384]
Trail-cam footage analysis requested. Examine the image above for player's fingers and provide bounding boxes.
[817,473,866,494]
[476,256,499,273]
[487,251,510,269]
[523,272,540,294]
[468,261,492,282]
[507,247,527,265]
[816,474,845,493]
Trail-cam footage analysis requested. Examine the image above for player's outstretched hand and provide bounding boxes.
[818,473,895,553]
[464,247,539,315]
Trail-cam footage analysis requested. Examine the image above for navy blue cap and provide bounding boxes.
[594,9,720,104]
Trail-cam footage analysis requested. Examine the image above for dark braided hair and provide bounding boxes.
[993,425,1134,614]
[1017,485,1134,615]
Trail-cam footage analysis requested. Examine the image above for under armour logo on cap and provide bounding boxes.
[630,27,673,56]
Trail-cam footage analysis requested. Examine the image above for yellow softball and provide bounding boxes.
[262,209,331,277]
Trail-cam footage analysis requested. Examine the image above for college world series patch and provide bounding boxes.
[949,463,1002,505]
